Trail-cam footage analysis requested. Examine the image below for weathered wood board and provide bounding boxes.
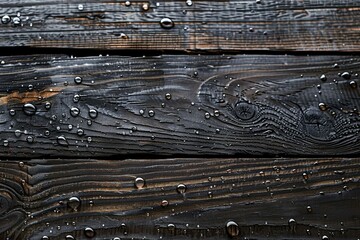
[0,157,359,239]
[0,54,359,158]
[0,0,360,51]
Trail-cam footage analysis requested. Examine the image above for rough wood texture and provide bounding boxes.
[0,0,360,52]
[0,157,359,239]
[0,54,359,158]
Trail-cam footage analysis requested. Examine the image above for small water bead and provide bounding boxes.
[70,107,80,117]
[160,18,174,29]
[167,224,176,234]
[78,4,84,11]
[73,94,80,103]
[322,236,329,240]
[3,140,9,147]
[57,135,69,146]
[176,183,187,194]
[28,84,34,91]
[204,112,210,119]
[161,199,169,207]
[256,0,262,3]
[26,136,34,143]
[350,80,357,88]
[341,72,351,80]
[318,103,327,111]
[77,129,84,136]
[15,130,21,137]
[148,110,155,117]
[45,101,51,110]
[9,109,16,116]
[87,137,92,143]
[135,177,145,189]
[288,218,297,232]
[68,196,80,211]
[74,76,82,84]
[226,221,240,237]
[65,235,75,240]
[320,74,327,81]
[84,227,95,238]
[1,15,11,24]
[214,110,220,117]
[89,109,98,119]
[142,3,149,11]
[23,103,37,116]
[186,0,193,6]
[12,17,21,26]
[165,93,172,100]
[125,1,131,6]
[41,236,49,240]
[306,205,312,213]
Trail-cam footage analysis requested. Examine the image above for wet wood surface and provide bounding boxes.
[0,54,359,158]
[0,0,360,52]
[0,157,359,239]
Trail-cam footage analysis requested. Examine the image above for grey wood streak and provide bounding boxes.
[0,157,359,239]
[0,0,359,51]
[0,54,359,158]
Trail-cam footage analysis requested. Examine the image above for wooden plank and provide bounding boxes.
[0,157,359,239]
[0,54,359,158]
[0,0,360,52]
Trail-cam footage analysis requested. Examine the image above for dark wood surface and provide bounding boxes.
[0,54,359,158]
[1,157,359,239]
[0,0,360,52]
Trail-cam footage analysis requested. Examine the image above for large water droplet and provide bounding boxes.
[176,183,187,194]
[12,17,21,26]
[148,110,155,117]
[320,74,327,81]
[68,196,80,211]
[57,136,69,146]
[135,177,145,189]
[350,80,357,88]
[160,18,174,29]
[186,0,193,6]
[70,107,80,117]
[78,4,84,11]
[84,227,95,238]
[74,76,83,84]
[226,220,240,237]
[9,109,16,116]
[65,235,75,240]
[165,93,172,100]
[1,15,11,24]
[341,72,351,80]
[73,94,80,103]
[89,109,98,119]
[23,103,37,116]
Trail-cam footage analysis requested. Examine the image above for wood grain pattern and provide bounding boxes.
[0,0,360,52]
[0,54,359,158]
[0,157,359,239]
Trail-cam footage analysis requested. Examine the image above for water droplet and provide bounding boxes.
[73,94,80,103]
[302,172,308,180]
[256,0,262,4]
[12,17,21,26]
[176,183,187,194]
[23,103,37,116]
[19,161,24,168]
[28,84,34,91]
[214,110,220,117]
[89,109,98,119]
[226,221,240,237]
[322,236,329,240]
[1,15,11,24]
[306,205,312,213]
[125,1,131,6]
[87,137,92,143]
[74,76,83,84]
[84,227,95,238]
[350,80,357,88]
[3,140,9,147]
[320,74,327,81]
[142,3,149,11]
[15,130,22,137]
[167,223,176,234]
[9,109,16,116]
[186,0,193,6]
[78,4,84,11]
[57,136,69,146]
[68,196,80,211]
[341,72,351,80]
[288,218,296,232]
[161,199,169,207]
[318,103,327,111]
[65,235,75,240]
[135,177,145,189]
[148,110,155,117]
[160,18,174,29]
[45,101,51,110]
[165,93,172,100]
[77,129,84,136]
[26,136,34,143]
[41,236,49,240]
[205,112,210,119]
[70,107,80,117]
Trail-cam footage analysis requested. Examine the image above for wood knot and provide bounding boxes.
[233,101,257,120]
[301,107,335,140]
